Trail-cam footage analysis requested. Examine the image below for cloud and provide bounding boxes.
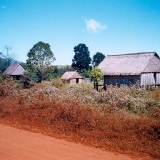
[84,18,107,33]
[1,6,6,9]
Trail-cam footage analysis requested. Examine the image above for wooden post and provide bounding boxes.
[96,82,98,91]
[104,84,106,91]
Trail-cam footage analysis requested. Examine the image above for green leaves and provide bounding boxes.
[26,41,56,82]
[90,67,103,82]
[92,52,105,67]
[72,43,91,71]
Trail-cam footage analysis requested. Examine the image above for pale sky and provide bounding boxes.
[0,0,160,65]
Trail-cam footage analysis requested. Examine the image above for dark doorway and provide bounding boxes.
[76,78,79,83]
[16,75,20,80]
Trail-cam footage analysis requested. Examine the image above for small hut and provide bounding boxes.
[61,71,83,85]
[3,63,26,80]
[98,52,160,86]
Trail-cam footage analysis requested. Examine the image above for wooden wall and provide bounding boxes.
[141,73,160,86]
[156,73,160,84]
[104,75,140,86]
[104,73,160,86]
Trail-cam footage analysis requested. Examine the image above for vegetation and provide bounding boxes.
[90,66,103,90]
[52,65,74,78]
[0,46,18,73]
[90,66,103,83]
[26,41,56,82]
[72,44,91,71]
[0,43,160,159]
[92,52,105,66]
[0,79,160,160]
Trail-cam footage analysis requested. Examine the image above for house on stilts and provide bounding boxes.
[98,52,160,86]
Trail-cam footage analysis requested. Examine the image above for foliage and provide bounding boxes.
[0,57,17,74]
[78,68,91,78]
[92,52,105,66]
[0,80,160,159]
[0,74,11,82]
[0,80,17,98]
[0,46,18,72]
[51,78,68,89]
[90,66,103,83]
[0,56,7,74]
[26,41,56,82]
[20,71,35,88]
[0,81,160,159]
[11,80,156,115]
[52,65,74,78]
[72,44,91,71]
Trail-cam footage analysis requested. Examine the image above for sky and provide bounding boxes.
[0,0,160,65]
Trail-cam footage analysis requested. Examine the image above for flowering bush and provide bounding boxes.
[13,81,157,115]
[0,79,160,159]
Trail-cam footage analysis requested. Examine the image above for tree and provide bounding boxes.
[0,46,17,73]
[53,65,74,78]
[90,66,103,83]
[72,43,91,71]
[92,52,105,67]
[4,45,14,67]
[90,66,103,91]
[26,41,56,82]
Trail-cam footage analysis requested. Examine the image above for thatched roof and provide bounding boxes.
[61,71,83,79]
[98,52,160,75]
[3,63,26,75]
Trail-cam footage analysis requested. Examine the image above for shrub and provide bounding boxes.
[0,81,17,98]
[1,81,160,159]
[51,78,68,89]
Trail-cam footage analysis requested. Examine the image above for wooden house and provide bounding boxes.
[3,63,26,80]
[98,52,160,86]
[61,71,83,85]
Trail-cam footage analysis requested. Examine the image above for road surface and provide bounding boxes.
[0,124,134,160]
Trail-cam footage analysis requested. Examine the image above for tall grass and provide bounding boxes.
[0,79,160,159]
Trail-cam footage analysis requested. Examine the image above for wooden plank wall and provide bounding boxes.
[104,75,140,86]
[103,73,160,86]
[140,73,155,86]
[156,73,160,84]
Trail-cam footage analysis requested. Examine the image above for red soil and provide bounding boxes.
[0,124,134,160]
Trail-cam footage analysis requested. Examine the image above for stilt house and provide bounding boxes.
[61,71,83,85]
[98,52,160,86]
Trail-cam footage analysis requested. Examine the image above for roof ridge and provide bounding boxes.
[108,52,156,57]
[70,71,77,78]
[3,63,19,74]
[11,63,20,74]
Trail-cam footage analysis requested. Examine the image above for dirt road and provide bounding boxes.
[0,124,134,160]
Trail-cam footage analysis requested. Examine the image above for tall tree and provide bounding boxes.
[72,43,91,71]
[0,46,17,73]
[92,52,105,67]
[26,41,56,82]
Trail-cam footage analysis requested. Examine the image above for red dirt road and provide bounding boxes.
[0,124,134,160]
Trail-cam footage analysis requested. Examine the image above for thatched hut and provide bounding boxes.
[61,71,83,85]
[98,52,160,86]
[3,63,26,80]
